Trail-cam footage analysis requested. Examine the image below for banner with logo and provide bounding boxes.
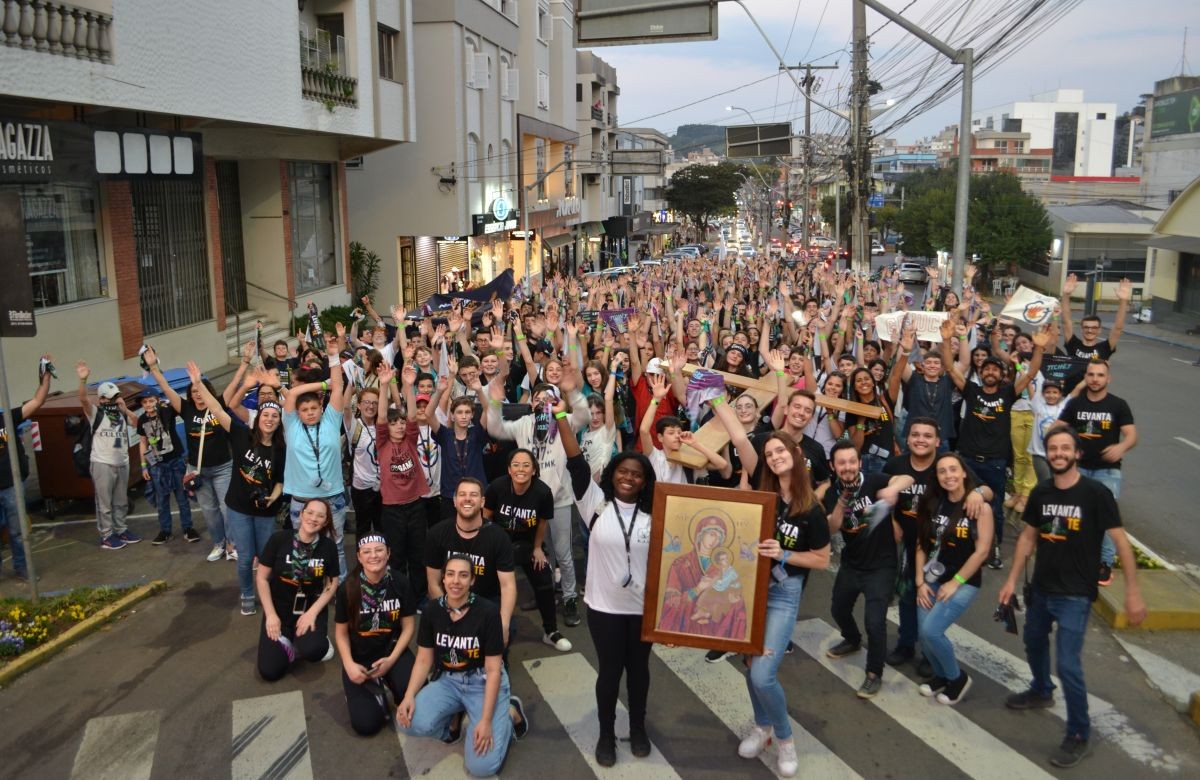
[999,286,1057,327]
[874,310,949,342]
[599,307,636,333]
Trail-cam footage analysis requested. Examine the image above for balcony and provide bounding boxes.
[0,1,113,62]
[590,106,603,121]
[299,25,357,109]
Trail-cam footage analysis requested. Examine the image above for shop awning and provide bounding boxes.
[1140,234,1200,253]
[543,233,574,249]
[578,221,606,238]
[637,222,678,236]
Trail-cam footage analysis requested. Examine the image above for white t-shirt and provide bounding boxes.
[649,447,687,485]
[579,425,616,480]
[578,480,652,616]
[86,405,133,466]
[1029,391,1067,459]
[416,423,441,498]
[344,416,380,490]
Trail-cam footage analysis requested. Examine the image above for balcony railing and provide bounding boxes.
[299,26,357,108]
[590,106,603,121]
[1,1,112,62]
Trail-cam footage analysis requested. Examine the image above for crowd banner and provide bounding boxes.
[874,311,949,342]
[999,285,1057,327]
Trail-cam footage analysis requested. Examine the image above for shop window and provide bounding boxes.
[2,182,104,309]
[288,162,341,293]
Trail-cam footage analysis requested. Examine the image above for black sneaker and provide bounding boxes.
[152,531,172,545]
[182,528,201,543]
[595,733,617,767]
[919,676,949,697]
[886,645,915,667]
[987,545,1004,570]
[936,672,972,705]
[629,723,651,758]
[509,696,529,741]
[916,657,934,679]
[705,649,733,663]
[785,641,795,655]
[441,713,464,745]
[1049,735,1091,768]
[826,639,862,659]
[563,597,581,627]
[1098,563,1113,587]
[856,673,882,699]
[1006,689,1054,710]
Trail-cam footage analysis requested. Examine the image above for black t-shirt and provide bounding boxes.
[424,520,515,599]
[136,405,184,464]
[180,399,232,468]
[957,383,1018,459]
[919,497,982,588]
[845,393,897,459]
[260,529,340,616]
[823,473,896,570]
[1060,393,1134,470]
[273,356,300,388]
[775,498,831,580]
[225,423,286,516]
[334,571,417,665]
[485,476,554,543]
[0,408,29,490]
[417,594,504,673]
[884,454,985,573]
[1024,476,1121,600]
[1064,335,1115,362]
[747,431,832,488]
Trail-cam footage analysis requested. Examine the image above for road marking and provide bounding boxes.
[1114,637,1200,713]
[231,691,312,780]
[524,653,682,778]
[792,618,1053,780]
[71,710,159,780]
[1174,436,1200,452]
[653,644,861,778]
[1170,358,1198,365]
[885,607,1183,772]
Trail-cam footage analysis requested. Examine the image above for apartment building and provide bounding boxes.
[621,127,673,257]
[971,89,1117,178]
[575,49,621,268]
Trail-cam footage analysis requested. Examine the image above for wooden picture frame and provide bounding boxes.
[642,482,776,655]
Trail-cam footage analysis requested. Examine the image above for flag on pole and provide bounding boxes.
[1000,285,1057,327]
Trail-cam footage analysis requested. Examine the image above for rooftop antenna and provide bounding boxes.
[1178,26,1192,76]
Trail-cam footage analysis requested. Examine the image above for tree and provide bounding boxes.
[873,204,901,239]
[819,194,850,244]
[665,162,744,237]
[349,241,381,301]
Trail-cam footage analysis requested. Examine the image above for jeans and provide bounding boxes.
[150,456,192,533]
[1079,467,1121,567]
[290,492,348,581]
[91,461,129,539]
[1032,454,1051,483]
[0,486,27,575]
[587,608,652,737]
[545,503,578,600]
[226,508,276,599]
[1010,410,1036,497]
[896,580,918,650]
[746,574,804,739]
[917,581,979,681]
[381,501,427,600]
[830,565,895,675]
[193,460,232,546]
[861,452,888,476]
[1023,588,1092,740]
[400,667,514,777]
[965,456,1007,545]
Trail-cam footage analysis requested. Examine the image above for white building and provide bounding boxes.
[575,49,622,267]
[972,89,1117,178]
[0,0,413,402]
[621,127,673,256]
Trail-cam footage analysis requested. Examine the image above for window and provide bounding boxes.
[1002,116,1022,133]
[1052,112,1079,176]
[500,59,518,101]
[1096,112,1107,120]
[535,139,546,201]
[466,39,488,89]
[2,182,104,309]
[1066,236,1148,282]
[563,145,574,198]
[466,134,479,182]
[500,0,517,21]
[378,25,398,80]
[537,6,552,41]
[576,83,582,102]
[288,162,340,293]
[537,70,550,110]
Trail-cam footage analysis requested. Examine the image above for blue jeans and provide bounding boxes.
[965,456,1006,545]
[746,574,804,739]
[1023,589,1091,740]
[226,507,276,599]
[290,492,348,582]
[400,667,514,777]
[917,581,979,680]
[150,457,192,533]
[0,486,27,576]
[861,451,888,476]
[896,580,918,650]
[193,460,232,546]
[1079,467,1121,566]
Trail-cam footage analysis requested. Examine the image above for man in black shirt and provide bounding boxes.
[425,478,516,644]
[823,441,911,699]
[757,389,831,489]
[943,317,1048,569]
[999,427,1146,769]
[0,358,53,582]
[1058,360,1136,585]
[136,391,196,545]
[1059,275,1129,362]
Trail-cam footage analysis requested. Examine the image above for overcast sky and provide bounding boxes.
[595,0,1196,149]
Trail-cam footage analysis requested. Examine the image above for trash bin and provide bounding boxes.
[30,380,149,508]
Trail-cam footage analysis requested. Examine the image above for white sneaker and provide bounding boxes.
[321,639,335,662]
[206,544,225,562]
[738,725,772,759]
[776,738,798,778]
[227,547,238,561]
[543,631,573,652]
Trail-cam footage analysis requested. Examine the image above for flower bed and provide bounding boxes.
[1,587,131,661]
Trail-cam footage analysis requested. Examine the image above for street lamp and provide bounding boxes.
[725,105,758,124]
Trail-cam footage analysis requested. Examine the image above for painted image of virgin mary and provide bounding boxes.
[658,513,748,639]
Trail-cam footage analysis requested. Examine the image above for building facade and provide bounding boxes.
[575,49,621,268]
[971,89,1117,178]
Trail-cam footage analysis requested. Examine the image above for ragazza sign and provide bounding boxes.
[0,121,56,177]
[0,118,202,182]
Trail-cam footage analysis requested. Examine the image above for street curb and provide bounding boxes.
[1191,692,1200,727]
[1124,330,1200,353]
[1093,569,1200,630]
[0,580,166,688]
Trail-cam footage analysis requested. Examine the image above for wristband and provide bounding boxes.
[775,370,786,377]
[320,380,328,391]
[649,399,659,406]
[516,335,526,341]
[490,398,502,408]
[711,396,724,407]
[494,349,504,356]
[329,357,341,369]
[554,411,568,420]
[140,461,148,468]
[389,378,398,385]
[953,573,967,585]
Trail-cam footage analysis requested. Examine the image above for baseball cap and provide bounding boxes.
[97,381,120,400]
[981,356,1006,372]
[532,340,555,355]
[415,393,432,404]
[1042,379,1063,391]
[644,357,667,375]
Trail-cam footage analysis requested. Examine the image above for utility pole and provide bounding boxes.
[780,62,839,254]
[851,1,871,274]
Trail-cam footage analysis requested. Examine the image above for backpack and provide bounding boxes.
[67,413,104,477]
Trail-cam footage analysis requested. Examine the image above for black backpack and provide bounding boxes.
[66,413,104,477]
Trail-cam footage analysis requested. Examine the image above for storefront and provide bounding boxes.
[468,196,519,285]
[1143,174,1200,328]
[520,194,580,281]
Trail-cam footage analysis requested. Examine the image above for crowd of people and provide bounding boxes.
[0,249,1152,775]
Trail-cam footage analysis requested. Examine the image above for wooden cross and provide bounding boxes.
[666,364,883,468]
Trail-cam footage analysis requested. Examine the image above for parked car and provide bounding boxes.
[896,262,927,284]
[584,265,639,279]
[871,241,886,256]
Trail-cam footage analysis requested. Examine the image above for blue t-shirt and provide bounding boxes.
[433,424,489,496]
[283,403,345,498]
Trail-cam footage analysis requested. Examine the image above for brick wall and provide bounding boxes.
[280,161,295,304]
[104,180,142,359]
[205,157,226,331]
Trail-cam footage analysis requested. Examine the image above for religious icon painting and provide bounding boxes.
[642,482,775,655]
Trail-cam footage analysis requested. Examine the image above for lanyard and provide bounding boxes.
[614,502,638,575]
[302,422,322,487]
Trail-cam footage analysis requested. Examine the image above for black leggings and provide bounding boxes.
[513,539,557,635]
[381,501,428,600]
[341,649,416,736]
[351,486,382,537]
[587,608,652,737]
[257,609,330,682]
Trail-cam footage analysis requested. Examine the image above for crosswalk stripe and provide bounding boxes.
[70,710,159,780]
[792,618,1054,780]
[524,653,683,778]
[883,607,1185,772]
[231,691,312,780]
[393,721,497,780]
[653,645,862,778]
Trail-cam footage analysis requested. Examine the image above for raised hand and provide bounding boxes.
[1062,273,1078,296]
[939,317,955,342]
[185,360,203,385]
[401,363,418,387]
[1116,277,1132,301]
[766,348,786,373]
[649,372,669,400]
[75,360,89,381]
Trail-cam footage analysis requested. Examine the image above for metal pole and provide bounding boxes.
[835,182,841,254]
[951,48,973,294]
[803,65,812,254]
[522,185,531,282]
[852,0,869,274]
[0,342,39,601]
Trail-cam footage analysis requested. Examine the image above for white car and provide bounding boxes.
[871,241,886,256]
[740,244,756,258]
